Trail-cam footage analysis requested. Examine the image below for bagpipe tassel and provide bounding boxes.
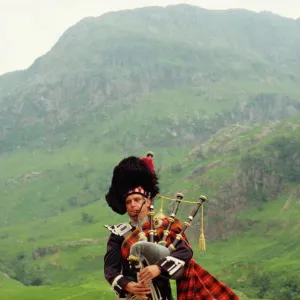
[199,204,206,251]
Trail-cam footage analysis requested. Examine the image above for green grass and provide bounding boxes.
[1,282,114,300]
[0,281,261,300]
[0,272,24,288]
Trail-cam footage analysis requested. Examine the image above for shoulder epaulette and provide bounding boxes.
[104,222,132,237]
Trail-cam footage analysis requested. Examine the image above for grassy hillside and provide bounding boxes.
[0,272,24,288]
[1,116,300,299]
[172,116,300,299]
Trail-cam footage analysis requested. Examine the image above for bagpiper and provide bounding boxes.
[104,152,239,300]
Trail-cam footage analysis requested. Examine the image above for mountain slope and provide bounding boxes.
[1,5,300,153]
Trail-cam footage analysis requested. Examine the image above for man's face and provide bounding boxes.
[125,193,150,221]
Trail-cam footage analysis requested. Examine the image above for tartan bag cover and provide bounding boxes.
[121,218,240,300]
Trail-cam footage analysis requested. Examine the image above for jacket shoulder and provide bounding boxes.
[104,222,132,237]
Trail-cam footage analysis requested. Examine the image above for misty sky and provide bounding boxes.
[1,0,299,75]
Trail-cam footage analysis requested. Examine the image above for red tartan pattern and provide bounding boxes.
[125,186,147,198]
[177,258,239,300]
[121,218,183,259]
[121,218,240,300]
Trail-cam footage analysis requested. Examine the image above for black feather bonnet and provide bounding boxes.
[105,153,159,215]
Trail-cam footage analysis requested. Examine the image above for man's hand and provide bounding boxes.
[139,265,161,284]
[124,282,151,298]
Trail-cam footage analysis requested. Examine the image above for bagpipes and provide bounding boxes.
[128,193,207,270]
[125,152,207,299]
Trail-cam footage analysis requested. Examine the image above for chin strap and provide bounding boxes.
[136,198,148,241]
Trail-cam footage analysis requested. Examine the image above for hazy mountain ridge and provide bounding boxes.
[1,4,300,153]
